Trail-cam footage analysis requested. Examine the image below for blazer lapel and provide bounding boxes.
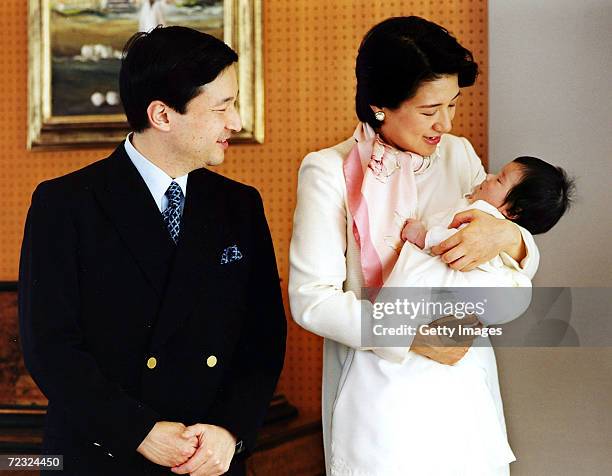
[94,145,175,297]
[150,168,228,351]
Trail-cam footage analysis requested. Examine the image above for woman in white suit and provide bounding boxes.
[289,17,539,476]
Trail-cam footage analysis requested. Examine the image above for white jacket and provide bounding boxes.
[289,133,539,474]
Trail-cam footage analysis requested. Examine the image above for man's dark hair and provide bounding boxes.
[504,156,575,235]
[119,26,238,132]
[355,16,478,129]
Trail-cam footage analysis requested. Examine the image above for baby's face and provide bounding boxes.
[469,161,524,212]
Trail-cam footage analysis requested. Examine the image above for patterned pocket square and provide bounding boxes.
[220,244,243,264]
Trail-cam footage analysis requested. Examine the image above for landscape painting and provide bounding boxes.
[50,0,223,117]
[28,0,264,148]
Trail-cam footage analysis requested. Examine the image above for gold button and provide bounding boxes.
[206,355,217,368]
[146,357,157,369]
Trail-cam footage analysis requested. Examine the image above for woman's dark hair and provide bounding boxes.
[504,157,575,235]
[355,16,479,128]
[120,26,238,132]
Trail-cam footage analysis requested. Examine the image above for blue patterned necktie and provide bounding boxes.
[162,181,184,244]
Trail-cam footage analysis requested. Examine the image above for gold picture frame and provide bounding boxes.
[28,0,264,150]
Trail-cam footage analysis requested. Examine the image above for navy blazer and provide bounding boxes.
[18,145,287,475]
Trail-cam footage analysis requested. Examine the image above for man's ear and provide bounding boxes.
[146,100,171,132]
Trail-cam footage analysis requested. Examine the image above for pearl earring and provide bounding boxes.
[375,111,385,122]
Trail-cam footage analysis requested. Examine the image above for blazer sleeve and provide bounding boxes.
[206,188,287,454]
[461,137,540,279]
[289,151,410,364]
[18,183,159,458]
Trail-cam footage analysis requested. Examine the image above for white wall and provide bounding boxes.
[489,0,612,287]
[489,1,612,475]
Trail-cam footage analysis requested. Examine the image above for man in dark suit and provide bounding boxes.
[19,26,286,476]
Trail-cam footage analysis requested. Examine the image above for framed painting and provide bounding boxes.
[27,0,264,149]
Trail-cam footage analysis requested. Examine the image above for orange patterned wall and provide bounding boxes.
[0,0,487,413]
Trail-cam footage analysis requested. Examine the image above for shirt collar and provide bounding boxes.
[124,133,188,211]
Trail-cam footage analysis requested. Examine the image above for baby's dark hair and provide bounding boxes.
[503,156,575,234]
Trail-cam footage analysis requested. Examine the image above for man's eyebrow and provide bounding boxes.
[212,96,236,107]
[417,91,461,108]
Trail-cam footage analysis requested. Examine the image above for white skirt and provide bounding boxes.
[329,342,515,476]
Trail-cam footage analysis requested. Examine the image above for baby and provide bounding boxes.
[402,156,574,251]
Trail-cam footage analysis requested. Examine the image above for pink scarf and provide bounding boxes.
[344,123,425,293]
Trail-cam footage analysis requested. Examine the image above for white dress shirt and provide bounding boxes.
[124,134,188,214]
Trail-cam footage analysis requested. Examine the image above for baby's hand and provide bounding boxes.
[401,219,427,249]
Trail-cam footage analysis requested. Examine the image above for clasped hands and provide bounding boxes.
[137,421,236,476]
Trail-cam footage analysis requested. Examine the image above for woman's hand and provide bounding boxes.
[410,315,481,365]
[430,209,526,271]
